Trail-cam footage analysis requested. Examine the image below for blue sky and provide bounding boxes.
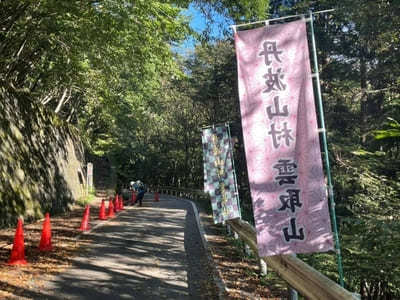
[173,4,233,56]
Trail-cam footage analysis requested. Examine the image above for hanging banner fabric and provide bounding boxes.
[202,125,241,224]
[234,20,333,256]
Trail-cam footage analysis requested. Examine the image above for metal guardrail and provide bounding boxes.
[150,186,359,300]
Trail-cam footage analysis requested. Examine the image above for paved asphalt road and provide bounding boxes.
[39,194,218,300]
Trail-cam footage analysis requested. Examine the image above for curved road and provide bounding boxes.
[41,194,218,300]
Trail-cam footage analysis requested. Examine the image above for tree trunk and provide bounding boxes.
[54,88,69,114]
[359,55,369,144]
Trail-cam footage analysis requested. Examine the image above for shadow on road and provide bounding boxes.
[14,196,219,300]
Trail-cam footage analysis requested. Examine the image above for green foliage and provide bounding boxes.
[372,117,400,158]
[76,189,96,207]
[199,0,270,22]
[0,0,191,121]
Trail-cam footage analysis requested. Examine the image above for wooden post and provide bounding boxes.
[86,162,93,195]
[289,254,299,300]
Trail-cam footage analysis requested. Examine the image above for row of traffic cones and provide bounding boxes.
[83,191,160,232]
[80,194,127,231]
[7,213,52,266]
[7,194,126,266]
[7,192,156,266]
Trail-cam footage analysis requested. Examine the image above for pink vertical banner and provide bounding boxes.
[235,20,334,256]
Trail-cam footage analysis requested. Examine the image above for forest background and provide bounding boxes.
[1,0,399,298]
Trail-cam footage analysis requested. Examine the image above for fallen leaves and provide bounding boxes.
[198,211,287,300]
[0,198,102,299]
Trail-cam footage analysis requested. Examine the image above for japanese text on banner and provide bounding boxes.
[235,20,333,256]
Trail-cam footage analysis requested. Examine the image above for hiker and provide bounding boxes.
[135,181,146,206]
[129,180,136,191]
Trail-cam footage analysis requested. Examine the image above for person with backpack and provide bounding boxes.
[135,180,146,206]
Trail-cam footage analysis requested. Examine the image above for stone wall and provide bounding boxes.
[0,86,85,228]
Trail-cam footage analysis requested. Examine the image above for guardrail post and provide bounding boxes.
[226,224,232,235]
[244,243,251,256]
[288,285,298,300]
[259,259,267,275]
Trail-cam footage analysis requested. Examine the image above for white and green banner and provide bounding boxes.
[202,124,241,224]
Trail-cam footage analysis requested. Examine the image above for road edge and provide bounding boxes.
[179,198,228,300]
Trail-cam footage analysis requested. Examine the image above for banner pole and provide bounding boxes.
[308,10,345,287]
[231,9,334,30]
[226,123,242,219]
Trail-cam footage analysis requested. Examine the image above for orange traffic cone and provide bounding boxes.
[99,199,107,220]
[114,195,119,212]
[131,192,136,205]
[107,197,115,218]
[39,213,53,251]
[7,219,28,265]
[119,195,124,210]
[79,205,90,231]
[154,192,160,202]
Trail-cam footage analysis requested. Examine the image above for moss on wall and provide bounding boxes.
[0,86,85,228]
